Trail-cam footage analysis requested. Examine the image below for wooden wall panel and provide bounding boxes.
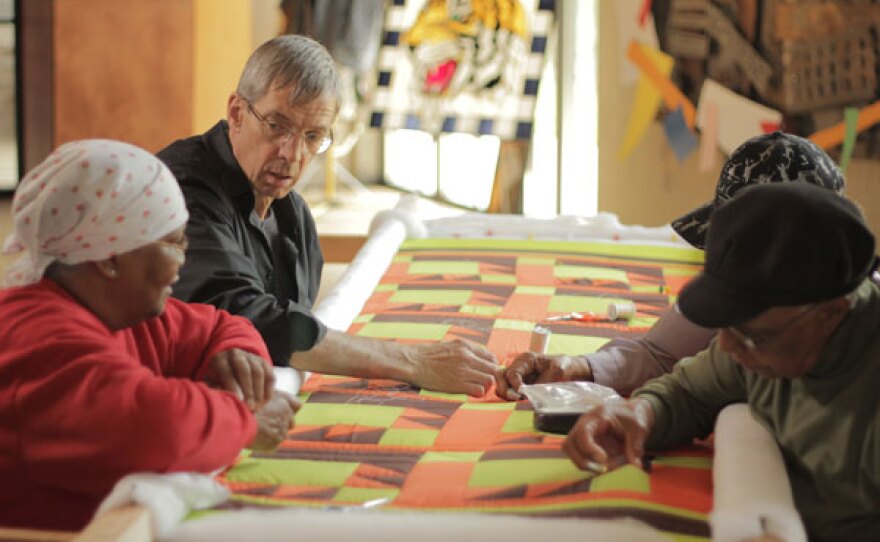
[193,0,251,133]
[53,0,194,153]
[20,0,54,171]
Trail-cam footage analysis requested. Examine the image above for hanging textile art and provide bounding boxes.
[369,0,555,140]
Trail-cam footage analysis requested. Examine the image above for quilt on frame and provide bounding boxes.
[213,238,710,542]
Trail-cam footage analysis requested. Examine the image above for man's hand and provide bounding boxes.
[248,391,301,452]
[563,398,654,472]
[203,349,274,411]
[409,339,498,397]
[495,353,593,401]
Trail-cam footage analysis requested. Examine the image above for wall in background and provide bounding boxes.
[23,0,257,166]
[53,0,195,152]
[21,1,879,236]
[596,1,733,230]
[194,0,281,135]
[193,0,252,134]
[0,0,16,189]
[250,0,281,50]
[838,162,880,237]
[596,2,880,236]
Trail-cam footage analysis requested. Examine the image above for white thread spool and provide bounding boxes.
[607,302,636,321]
[530,325,551,354]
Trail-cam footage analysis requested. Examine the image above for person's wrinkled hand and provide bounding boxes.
[495,353,593,401]
[409,339,498,397]
[204,348,274,411]
[563,398,654,472]
[248,391,301,452]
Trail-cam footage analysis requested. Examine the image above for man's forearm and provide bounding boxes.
[290,330,498,396]
[288,329,415,382]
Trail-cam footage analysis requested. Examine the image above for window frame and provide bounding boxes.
[0,0,19,194]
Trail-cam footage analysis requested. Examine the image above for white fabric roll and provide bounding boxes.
[314,194,423,332]
[284,200,409,393]
[276,195,423,395]
[710,404,807,542]
[424,211,688,246]
[314,217,408,332]
[368,194,427,239]
[165,508,673,542]
[94,472,229,539]
[273,365,306,396]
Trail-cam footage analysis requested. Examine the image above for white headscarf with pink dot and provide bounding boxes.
[2,139,188,287]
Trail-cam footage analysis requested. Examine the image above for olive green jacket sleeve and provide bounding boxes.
[632,339,748,450]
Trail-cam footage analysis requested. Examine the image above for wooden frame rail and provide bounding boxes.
[0,505,151,542]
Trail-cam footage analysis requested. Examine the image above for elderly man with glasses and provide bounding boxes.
[158,35,498,397]
[563,182,880,542]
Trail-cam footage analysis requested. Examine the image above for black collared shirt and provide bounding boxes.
[158,121,326,366]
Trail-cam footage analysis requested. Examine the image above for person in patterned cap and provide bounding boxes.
[0,140,299,531]
[671,131,846,248]
[496,131,850,400]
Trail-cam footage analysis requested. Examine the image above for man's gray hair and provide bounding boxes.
[236,35,340,108]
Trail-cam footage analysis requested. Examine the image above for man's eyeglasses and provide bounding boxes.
[243,98,333,155]
[726,304,818,353]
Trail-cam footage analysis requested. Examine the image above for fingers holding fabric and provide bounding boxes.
[248,391,299,452]
[409,339,498,396]
[494,353,594,401]
[205,349,274,411]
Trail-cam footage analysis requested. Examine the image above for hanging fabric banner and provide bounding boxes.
[617,42,673,160]
[696,79,782,156]
[698,101,719,172]
[838,107,860,173]
[663,106,698,162]
[368,0,555,141]
[614,0,660,86]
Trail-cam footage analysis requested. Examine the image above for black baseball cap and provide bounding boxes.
[678,183,877,328]
[672,132,846,249]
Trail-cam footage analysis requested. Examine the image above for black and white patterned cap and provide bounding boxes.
[671,131,846,249]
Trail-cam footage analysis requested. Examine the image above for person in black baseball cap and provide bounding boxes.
[495,132,850,398]
[678,182,877,378]
[678,182,875,330]
[672,131,846,249]
[564,182,880,541]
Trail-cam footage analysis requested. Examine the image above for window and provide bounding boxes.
[0,0,16,190]
[384,130,500,210]
[382,0,598,217]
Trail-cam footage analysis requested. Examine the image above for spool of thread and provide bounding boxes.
[530,325,551,354]
[607,302,636,321]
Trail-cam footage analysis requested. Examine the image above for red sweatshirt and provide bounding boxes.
[0,279,268,530]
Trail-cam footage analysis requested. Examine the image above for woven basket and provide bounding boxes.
[761,0,880,114]
[777,29,877,113]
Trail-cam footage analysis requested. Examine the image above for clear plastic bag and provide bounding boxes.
[520,381,621,414]
[520,381,622,434]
